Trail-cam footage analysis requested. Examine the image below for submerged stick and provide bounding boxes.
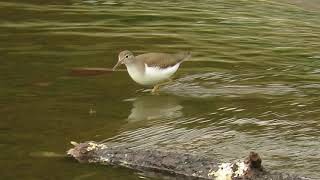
[69,67,126,76]
[67,141,308,180]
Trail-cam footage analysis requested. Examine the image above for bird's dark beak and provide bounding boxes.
[112,60,122,71]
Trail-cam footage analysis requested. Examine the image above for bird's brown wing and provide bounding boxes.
[135,52,191,69]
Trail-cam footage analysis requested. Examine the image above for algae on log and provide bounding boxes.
[67,141,308,180]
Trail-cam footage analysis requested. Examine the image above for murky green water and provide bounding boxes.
[1,0,320,179]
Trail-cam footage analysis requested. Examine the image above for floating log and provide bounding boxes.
[67,141,308,180]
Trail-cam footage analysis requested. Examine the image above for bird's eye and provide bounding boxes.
[125,55,129,58]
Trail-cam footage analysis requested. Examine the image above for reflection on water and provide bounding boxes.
[109,85,320,178]
[1,0,320,179]
[127,95,183,122]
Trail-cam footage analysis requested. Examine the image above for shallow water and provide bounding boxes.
[1,0,320,179]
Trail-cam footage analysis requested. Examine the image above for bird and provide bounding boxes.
[112,50,191,93]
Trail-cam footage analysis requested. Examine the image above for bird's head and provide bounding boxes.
[112,50,135,71]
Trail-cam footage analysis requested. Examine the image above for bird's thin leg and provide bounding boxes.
[151,84,160,94]
[151,78,174,94]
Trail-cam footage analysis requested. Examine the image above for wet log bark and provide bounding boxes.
[67,141,308,180]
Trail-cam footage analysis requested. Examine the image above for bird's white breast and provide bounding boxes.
[144,63,180,84]
[126,63,180,86]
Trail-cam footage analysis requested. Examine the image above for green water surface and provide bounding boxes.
[1,0,320,179]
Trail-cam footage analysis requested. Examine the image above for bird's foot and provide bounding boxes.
[136,88,150,93]
[151,79,174,94]
[151,85,160,94]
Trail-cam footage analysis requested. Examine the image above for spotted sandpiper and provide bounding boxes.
[113,50,191,93]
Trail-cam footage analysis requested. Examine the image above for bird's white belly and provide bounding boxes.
[126,63,180,86]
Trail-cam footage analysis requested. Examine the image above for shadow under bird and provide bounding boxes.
[112,50,191,93]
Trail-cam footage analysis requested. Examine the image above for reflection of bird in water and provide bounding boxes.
[127,95,183,122]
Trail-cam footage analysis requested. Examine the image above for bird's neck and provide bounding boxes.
[125,61,145,80]
[125,61,144,74]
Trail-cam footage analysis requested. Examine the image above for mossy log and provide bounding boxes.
[67,141,308,180]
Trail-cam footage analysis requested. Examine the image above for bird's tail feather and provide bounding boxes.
[176,51,191,63]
